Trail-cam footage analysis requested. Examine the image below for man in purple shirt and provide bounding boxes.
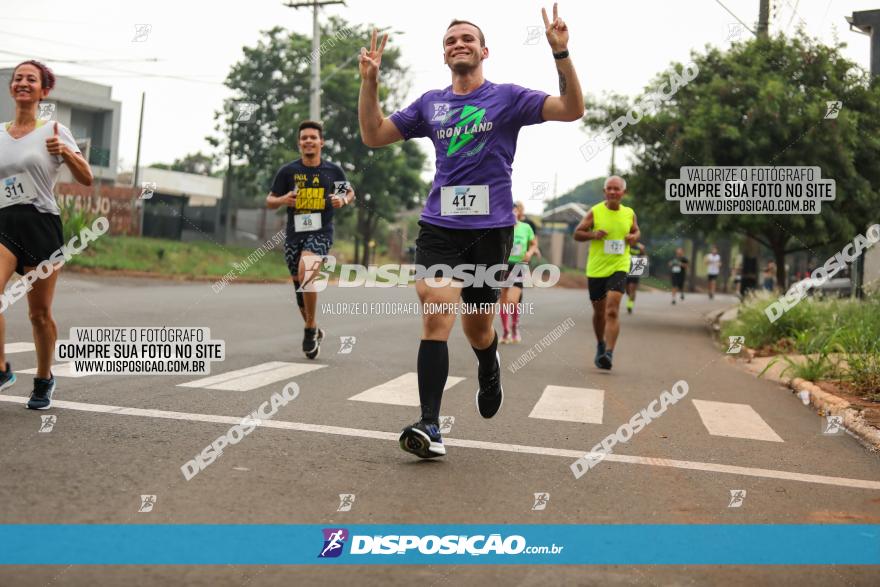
[358,3,584,459]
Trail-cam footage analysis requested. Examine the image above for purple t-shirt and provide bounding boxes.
[390,80,548,229]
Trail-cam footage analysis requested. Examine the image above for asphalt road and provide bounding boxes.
[1,272,878,586]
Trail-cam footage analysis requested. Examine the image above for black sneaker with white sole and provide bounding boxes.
[476,351,503,419]
[399,421,445,458]
[0,362,16,392]
[26,375,56,410]
[303,327,324,360]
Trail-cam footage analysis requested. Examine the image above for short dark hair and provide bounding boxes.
[10,60,56,93]
[298,120,323,139]
[446,20,485,47]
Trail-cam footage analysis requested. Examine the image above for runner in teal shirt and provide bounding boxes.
[500,202,537,343]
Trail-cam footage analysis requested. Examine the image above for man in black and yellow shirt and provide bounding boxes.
[267,120,354,359]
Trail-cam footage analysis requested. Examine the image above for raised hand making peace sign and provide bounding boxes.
[359,29,388,82]
[542,2,569,52]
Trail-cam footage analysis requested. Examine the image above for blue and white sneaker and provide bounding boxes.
[597,349,614,371]
[399,421,446,458]
[26,375,56,410]
[0,362,16,392]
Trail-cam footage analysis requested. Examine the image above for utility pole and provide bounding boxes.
[218,112,234,244]
[739,0,771,296]
[845,9,880,298]
[757,0,770,38]
[284,0,346,121]
[133,92,145,236]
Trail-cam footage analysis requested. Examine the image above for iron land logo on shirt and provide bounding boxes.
[433,104,494,157]
[318,528,349,558]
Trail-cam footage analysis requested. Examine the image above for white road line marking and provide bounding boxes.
[348,372,465,407]
[178,362,325,391]
[0,394,876,490]
[20,363,88,378]
[692,399,784,442]
[528,385,604,424]
[4,343,35,354]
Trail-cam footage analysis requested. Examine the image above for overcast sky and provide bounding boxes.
[1,0,876,213]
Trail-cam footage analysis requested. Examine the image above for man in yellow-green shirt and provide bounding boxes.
[573,176,641,370]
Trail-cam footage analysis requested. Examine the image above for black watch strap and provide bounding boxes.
[553,49,569,60]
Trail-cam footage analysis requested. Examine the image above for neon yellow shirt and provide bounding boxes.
[586,202,634,278]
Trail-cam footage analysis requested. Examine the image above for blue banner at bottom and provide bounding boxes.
[0,525,878,565]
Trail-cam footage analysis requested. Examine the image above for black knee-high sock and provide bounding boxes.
[472,331,499,376]
[418,340,448,425]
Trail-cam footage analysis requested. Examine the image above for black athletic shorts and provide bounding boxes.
[507,262,525,289]
[671,272,686,288]
[0,204,64,275]
[707,274,718,281]
[625,275,640,284]
[415,220,513,305]
[587,271,627,302]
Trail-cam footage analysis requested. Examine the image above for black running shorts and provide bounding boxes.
[507,262,525,289]
[587,271,627,302]
[0,204,64,275]
[415,221,514,305]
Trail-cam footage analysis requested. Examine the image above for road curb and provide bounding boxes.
[788,377,880,452]
[707,305,880,452]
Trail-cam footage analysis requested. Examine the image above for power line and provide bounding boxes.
[0,48,225,85]
[713,0,757,36]
[0,28,139,58]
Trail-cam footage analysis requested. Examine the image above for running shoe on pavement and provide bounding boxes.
[476,351,503,419]
[26,375,56,410]
[303,327,324,360]
[0,362,15,392]
[399,420,445,458]
[597,349,613,371]
[594,341,607,368]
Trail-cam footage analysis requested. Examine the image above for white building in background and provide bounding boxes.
[0,69,121,184]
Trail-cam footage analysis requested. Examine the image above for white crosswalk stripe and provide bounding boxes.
[20,362,89,378]
[528,385,604,424]
[3,350,791,441]
[348,372,465,407]
[4,342,36,354]
[692,399,784,442]
[179,361,325,391]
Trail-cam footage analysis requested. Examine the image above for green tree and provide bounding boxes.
[150,151,219,176]
[583,33,880,288]
[211,19,427,263]
[546,176,604,209]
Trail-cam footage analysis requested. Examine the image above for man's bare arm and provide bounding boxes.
[540,3,585,122]
[358,29,404,147]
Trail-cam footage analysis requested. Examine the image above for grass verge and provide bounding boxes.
[723,291,880,399]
